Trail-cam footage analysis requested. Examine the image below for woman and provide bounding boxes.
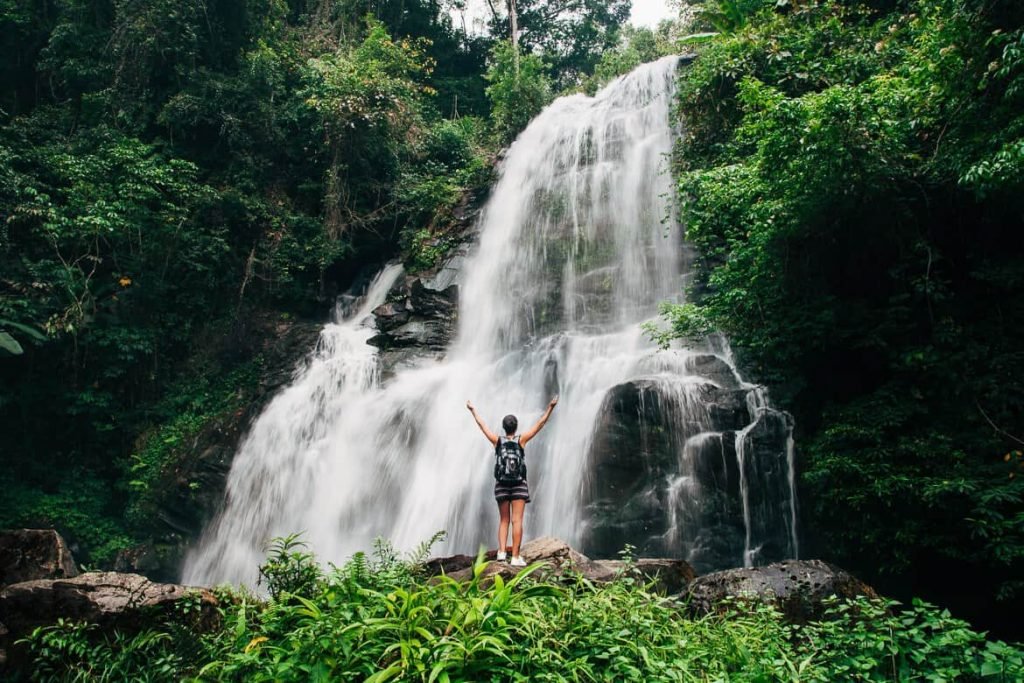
[466,396,559,566]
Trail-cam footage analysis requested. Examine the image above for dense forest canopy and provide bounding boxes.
[2,0,1023,645]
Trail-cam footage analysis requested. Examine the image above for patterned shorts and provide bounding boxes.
[494,478,530,503]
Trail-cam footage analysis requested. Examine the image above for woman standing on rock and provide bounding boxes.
[466,396,558,567]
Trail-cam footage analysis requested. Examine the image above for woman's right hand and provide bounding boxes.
[466,400,474,412]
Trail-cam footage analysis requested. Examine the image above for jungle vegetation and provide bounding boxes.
[658,0,1024,635]
[16,537,1024,681]
[2,0,1023,659]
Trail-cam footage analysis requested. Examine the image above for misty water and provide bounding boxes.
[184,56,797,586]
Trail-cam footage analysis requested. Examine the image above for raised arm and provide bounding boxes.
[466,401,498,447]
[520,395,558,447]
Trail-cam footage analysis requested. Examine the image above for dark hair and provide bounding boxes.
[502,414,518,435]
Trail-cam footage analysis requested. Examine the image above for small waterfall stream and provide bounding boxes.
[184,57,798,586]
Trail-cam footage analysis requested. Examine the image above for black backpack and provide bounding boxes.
[494,436,527,484]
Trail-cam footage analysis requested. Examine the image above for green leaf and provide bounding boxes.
[0,320,46,342]
[364,665,403,683]
[980,660,1004,676]
[0,332,24,355]
[427,661,450,683]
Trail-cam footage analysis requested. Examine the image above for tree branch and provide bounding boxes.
[976,400,1024,447]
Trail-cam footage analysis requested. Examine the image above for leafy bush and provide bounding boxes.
[485,41,553,144]
[798,597,1024,681]
[21,620,185,683]
[257,534,323,601]
[124,358,262,528]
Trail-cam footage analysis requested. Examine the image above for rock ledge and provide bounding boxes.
[426,537,696,595]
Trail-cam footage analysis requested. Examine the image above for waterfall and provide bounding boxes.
[184,56,798,586]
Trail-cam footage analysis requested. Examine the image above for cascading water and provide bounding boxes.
[184,56,798,586]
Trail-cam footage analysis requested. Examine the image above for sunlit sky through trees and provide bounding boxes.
[450,1,676,34]
[629,0,677,27]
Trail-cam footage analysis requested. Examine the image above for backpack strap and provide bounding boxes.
[496,435,524,454]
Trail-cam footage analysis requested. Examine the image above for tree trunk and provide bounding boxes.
[508,0,519,76]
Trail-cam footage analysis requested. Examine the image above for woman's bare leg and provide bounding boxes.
[497,500,511,552]
[510,499,526,557]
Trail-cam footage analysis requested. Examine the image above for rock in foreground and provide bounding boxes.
[684,559,878,622]
[427,537,695,595]
[0,572,219,674]
[0,572,220,635]
[0,529,79,587]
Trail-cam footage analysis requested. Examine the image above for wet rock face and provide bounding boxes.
[580,354,796,572]
[368,199,481,377]
[0,529,78,587]
[683,560,878,623]
[684,354,742,391]
[370,277,460,376]
[736,409,797,566]
[581,374,747,565]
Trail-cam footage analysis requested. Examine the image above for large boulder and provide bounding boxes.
[587,559,697,595]
[0,572,220,637]
[430,537,589,586]
[580,366,797,572]
[518,536,591,570]
[427,537,694,595]
[422,553,476,577]
[580,375,750,563]
[683,559,878,622]
[0,572,220,676]
[0,529,78,587]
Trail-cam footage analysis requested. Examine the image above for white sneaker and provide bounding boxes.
[496,551,507,562]
[510,556,526,567]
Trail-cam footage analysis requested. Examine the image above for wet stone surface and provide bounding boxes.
[579,356,796,572]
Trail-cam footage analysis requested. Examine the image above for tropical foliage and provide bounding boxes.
[485,41,553,144]
[16,537,1024,682]
[659,0,1024,629]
